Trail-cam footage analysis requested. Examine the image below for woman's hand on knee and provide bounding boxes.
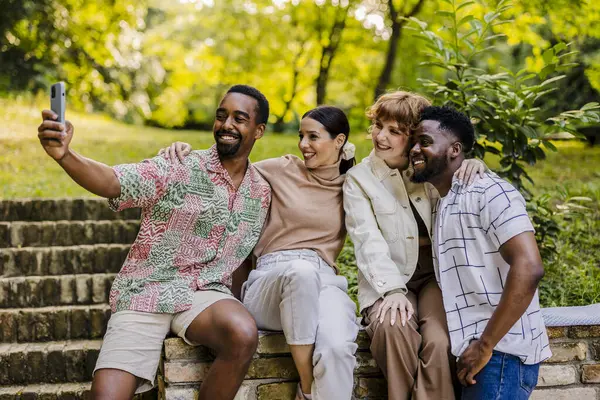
[376,292,413,327]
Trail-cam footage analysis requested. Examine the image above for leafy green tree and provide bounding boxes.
[500,0,600,142]
[408,0,600,196]
[0,0,53,91]
[0,0,153,122]
[314,0,354,105]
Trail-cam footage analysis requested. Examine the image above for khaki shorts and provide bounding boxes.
[94,290,238,393]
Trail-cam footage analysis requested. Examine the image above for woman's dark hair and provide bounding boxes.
[301,105,355,174]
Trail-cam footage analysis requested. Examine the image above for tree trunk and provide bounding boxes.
[274,39,307,132]
[315,3,349,105]
[316,57,329,105]
[374,21,402,100]
[373,0,426,101]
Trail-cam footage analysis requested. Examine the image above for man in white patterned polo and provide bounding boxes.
[409,106,551,399]
[37,85,271,400]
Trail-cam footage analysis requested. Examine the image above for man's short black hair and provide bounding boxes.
[227,85,269,125]
[420,106,475,153]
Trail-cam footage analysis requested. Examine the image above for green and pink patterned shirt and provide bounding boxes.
[108,145,271,313]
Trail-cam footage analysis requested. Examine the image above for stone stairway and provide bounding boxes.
[0,199,155,399]
[3,199,600,399]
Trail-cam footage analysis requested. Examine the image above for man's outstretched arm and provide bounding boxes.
[38,110,121,198]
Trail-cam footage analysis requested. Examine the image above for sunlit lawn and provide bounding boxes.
[4,98,599,307]
[2,97,599,198]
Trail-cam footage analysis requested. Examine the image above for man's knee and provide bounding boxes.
[91,369,139,400]
[217,313,259,359]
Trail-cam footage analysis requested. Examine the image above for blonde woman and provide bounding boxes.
[343,91,485,400]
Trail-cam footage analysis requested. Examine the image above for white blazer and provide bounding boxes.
[343,151,438,312]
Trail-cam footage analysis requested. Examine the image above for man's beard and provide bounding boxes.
[411,155,448,183]
[214,131,242,158]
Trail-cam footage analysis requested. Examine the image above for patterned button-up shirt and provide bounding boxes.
[432,172,551,365]
[108,145,271,314]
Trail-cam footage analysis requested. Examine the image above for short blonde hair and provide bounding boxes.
[366,91,431,133]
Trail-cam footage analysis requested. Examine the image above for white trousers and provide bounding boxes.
[242,250,359,400]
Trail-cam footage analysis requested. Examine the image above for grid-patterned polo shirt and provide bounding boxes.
[107,145,271,314]
[432,172,551,365]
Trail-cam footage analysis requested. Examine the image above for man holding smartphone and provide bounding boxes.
[37,85,272,400]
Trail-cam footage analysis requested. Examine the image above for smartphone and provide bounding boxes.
[50,82,66,123]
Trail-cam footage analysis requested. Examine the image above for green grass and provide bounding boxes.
[1,98,375,198]
[482,141,600,197]
[3,97,599,198]
[539,211,600,307]
[2,98,599,307]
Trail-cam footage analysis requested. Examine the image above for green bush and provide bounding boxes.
[337,238,359,310]
[407,0,600,197]
[538,187,600,307]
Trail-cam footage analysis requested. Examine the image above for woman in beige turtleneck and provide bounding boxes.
[162,106,360,400]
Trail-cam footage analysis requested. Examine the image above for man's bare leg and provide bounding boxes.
[185,299,259,400]
[91,369,139,400]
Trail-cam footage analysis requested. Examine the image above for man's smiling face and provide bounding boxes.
[410,119,454,183]
[213,92,262,158]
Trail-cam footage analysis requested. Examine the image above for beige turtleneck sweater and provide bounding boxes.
[253,155,346,271]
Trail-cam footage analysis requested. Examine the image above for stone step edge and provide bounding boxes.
[0,198,141,222]
[1,272,116,282]
[1,197,101,201]
[0,339,103,353]
[3,243,131,251]
[159,381,600,400]
[164,328,600,363]
[0,303,111,343]
[0,303,110,314]
[0,339,102,386]
[0,381,158,399]
[162,378,298,387]
[1,219,140,248]
[159,378,387,400]
[0,381,92,395]
[161,352,381,384]
[160,379,301,399]
[0,273,115,309]
[1,244,129,278]
[1,220,140,225]
[163,332,371,361]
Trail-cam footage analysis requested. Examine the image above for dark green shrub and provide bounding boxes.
[407,0,599,197]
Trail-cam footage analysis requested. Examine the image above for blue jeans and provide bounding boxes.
[461,351,540,400]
